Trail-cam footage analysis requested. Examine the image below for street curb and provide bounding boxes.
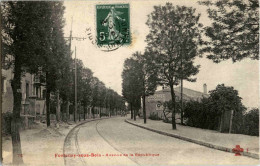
[125,119,259,160]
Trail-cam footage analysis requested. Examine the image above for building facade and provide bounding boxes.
[144,84,209,122]
[2,66,46,128]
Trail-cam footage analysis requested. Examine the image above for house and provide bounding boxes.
[144,84,209,122]
[2,64,46,129]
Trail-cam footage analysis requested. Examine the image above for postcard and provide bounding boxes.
[1,0,259,165]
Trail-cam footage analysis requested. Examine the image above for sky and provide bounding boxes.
[63,0,259,108]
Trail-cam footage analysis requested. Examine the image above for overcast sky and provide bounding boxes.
[63,0,259,108]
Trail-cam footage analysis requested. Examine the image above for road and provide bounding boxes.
[63,116,258,166]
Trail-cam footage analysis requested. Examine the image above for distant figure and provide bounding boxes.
[102,6,125,40]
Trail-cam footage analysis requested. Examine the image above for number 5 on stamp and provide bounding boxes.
[96,4,130,46]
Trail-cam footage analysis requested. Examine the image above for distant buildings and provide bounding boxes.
[144,84,209,122]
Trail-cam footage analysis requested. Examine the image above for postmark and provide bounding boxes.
[95,4,130,51]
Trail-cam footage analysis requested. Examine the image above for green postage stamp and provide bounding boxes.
[96,4,130,47]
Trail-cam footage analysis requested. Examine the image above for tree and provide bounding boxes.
[74,59,85,121]
[146,3,202,129]
[81,67,93,120]
[122,58,142,120]
[208,84,245,132]
[40,2,68,127]
[1,2,64,163]
[130,52,158,123]
[199,0,259,62]
[241,108,259,136]
[57,49,73,121]
[90,77,101,118]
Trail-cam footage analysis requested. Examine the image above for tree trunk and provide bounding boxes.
[87,107,89,119]
[11,118,23,165]
[83,106,86,120]
[134,109,136,121]
[73,104,76,122]
[46,71,51,127]
[10,62,24,164]
[46,89,51,127]
[66,101,70,121]
[219,111,224,132]
[170,84,177,130]
[130,103,133,119]
[92,107,95,119]
[181,78,183,125]
[56,91,60,122]
[100,107,102,118]
[78,104,80,122]
[142,95,146,124]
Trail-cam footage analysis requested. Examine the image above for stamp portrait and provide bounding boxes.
[96,4,130,48]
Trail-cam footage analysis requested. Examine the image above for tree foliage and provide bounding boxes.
[241,108,259,136]
[145,3,202,129]
[184,84,246,133]
[122,56,142,119]
[122,51,158,122]
[199,0,259,62]
[1,1,69,164]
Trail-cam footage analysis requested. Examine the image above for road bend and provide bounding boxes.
[64,117,258,166]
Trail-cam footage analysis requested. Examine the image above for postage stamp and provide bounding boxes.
[96,4,130,48]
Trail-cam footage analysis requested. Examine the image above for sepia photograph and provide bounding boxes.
[1,0,259,165]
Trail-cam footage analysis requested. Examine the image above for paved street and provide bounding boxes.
[64,116,258,165]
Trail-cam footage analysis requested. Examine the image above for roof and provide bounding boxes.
[155,86,209,100]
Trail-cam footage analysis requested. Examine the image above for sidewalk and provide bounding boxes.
[125,118,259,159]
[2,117,109,166]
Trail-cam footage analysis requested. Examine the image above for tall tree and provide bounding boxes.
[40,2,67,127]
[199,0,259,62]
[1,2,55,163]
[146,3,202,129]
[75,59,85,121]
[81,67,93,120]
[122,58,142,120]
[130,52,158,123]
[91,77,100,118]
[208,84,245,132]
[98,82,106,118]
[57,49,73,121]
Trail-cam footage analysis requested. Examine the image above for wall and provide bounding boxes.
[144,87,208,120]
[2,69,14,113]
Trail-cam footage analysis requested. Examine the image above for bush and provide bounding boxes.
[100,112,109,117]
[240,108,259,136]
[184,84,248,134]
[149,112,161,120]
[183,98,220,130]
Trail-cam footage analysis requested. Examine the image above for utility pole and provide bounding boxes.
[64,17,86,122]
[69,17,73,51]
[75,46,77,122]
[229,110,234,133]
[180,49,184,125]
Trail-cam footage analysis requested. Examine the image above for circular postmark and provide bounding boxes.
[86,4,130,52]
[85,26,128,52]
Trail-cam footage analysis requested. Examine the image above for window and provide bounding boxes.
[1,77,7,93]
[26,83,29,99]
[43,89,46,99]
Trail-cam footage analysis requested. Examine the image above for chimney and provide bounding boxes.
[203,83,207,94]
